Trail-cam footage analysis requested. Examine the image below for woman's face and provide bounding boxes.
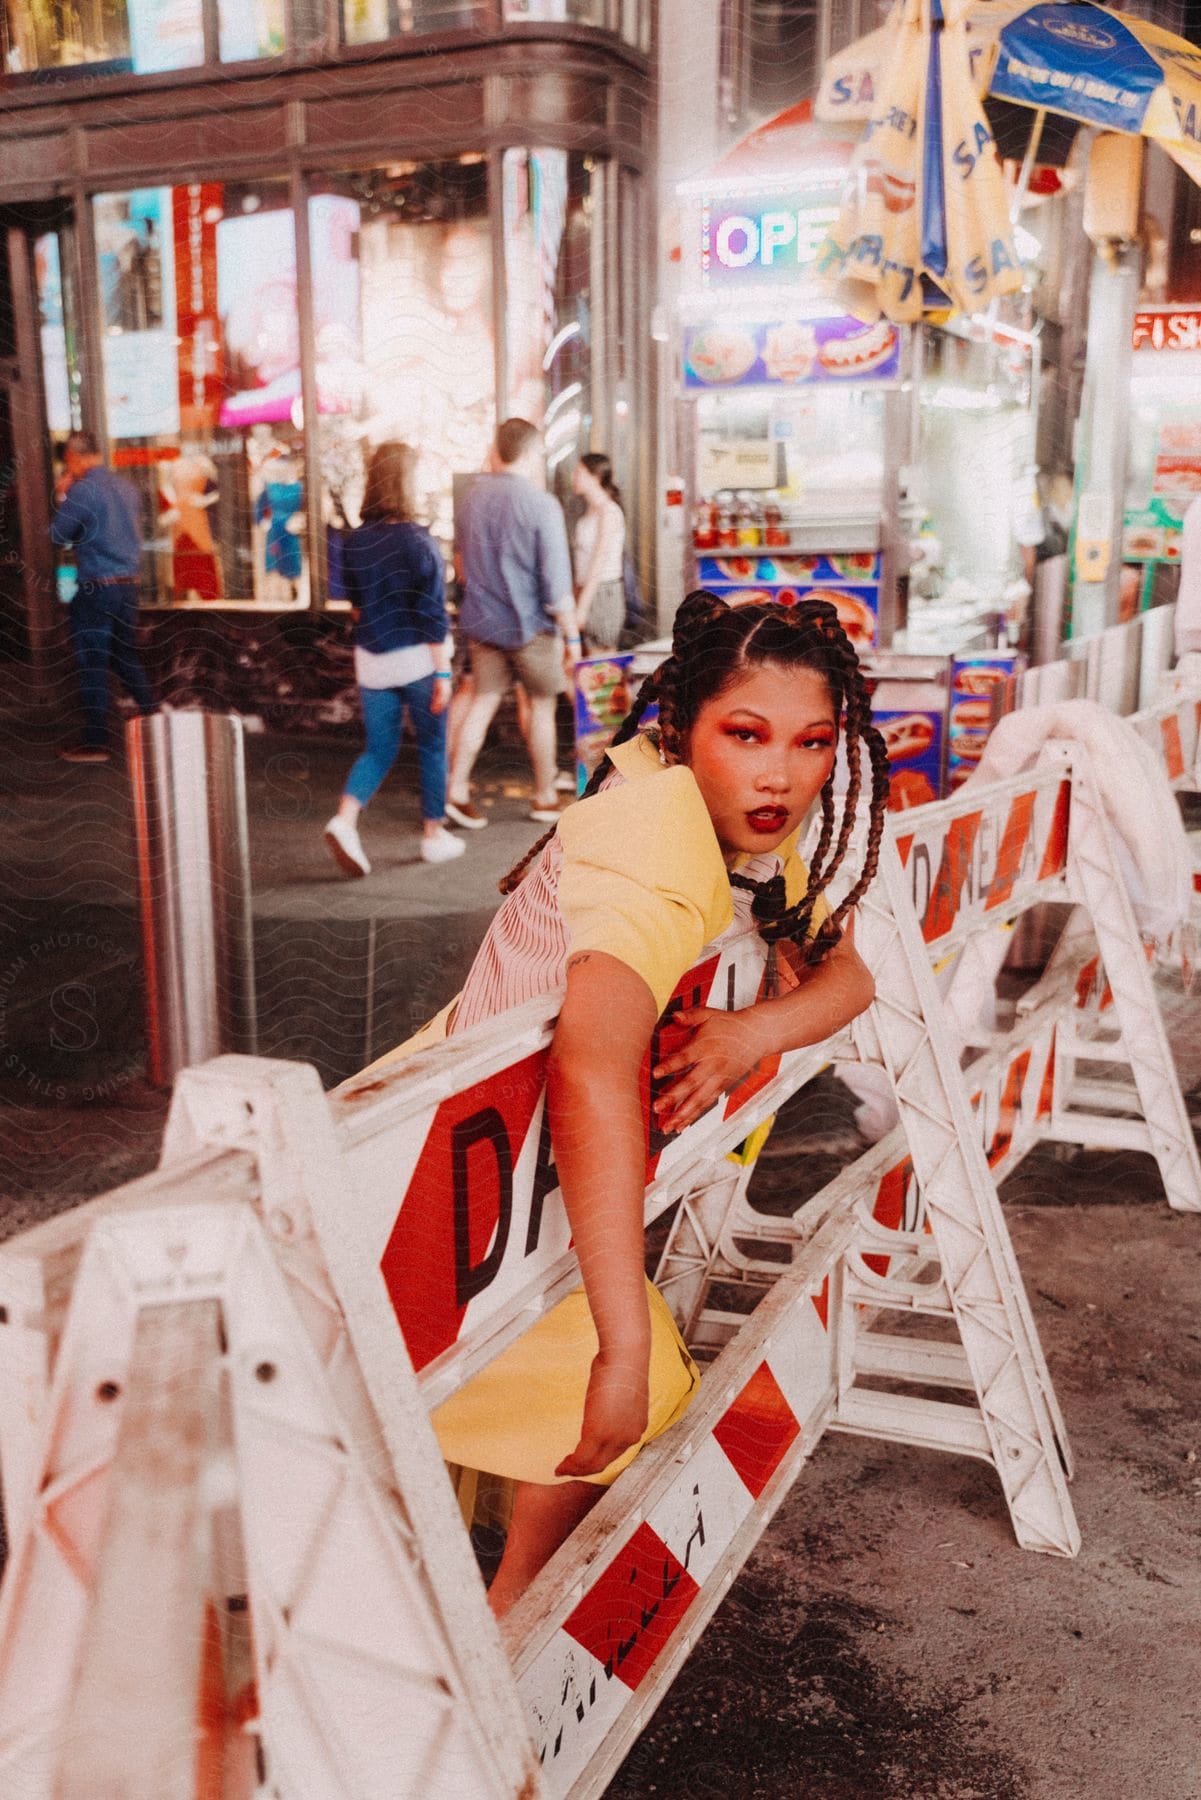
[573,461,599,502]
[685,662,838,864]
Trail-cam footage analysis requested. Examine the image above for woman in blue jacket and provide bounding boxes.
[324,442,465,873]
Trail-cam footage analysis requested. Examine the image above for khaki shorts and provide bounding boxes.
[470,632,565,699]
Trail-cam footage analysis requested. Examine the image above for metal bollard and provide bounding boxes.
[126,708,257,1086]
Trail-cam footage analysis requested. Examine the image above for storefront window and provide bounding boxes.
[621,0,650,50]
[503,0,610,24]
[504,149,594,492]
[36,232,82,439]
[307,157,494,573]
[220,0,285,60]
[341,0,488,41]
[4,0,204,75]
[91,180,308,607]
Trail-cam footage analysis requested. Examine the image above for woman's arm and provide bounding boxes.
[412,530,450,642]
[546,949,659,1478]
[652,925,875,1135]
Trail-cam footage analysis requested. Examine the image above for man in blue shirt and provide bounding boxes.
[446,418,580,826]
[51,430,156,764]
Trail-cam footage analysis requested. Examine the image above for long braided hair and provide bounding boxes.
[500,591,890,966]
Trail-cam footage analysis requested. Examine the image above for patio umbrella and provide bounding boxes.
[818,0,1024,321]
[819,2,1201,191]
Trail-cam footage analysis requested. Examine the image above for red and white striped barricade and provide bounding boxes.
[0,776,1087,1798]
[1131,681,1201,911]
[656,737,1201,1381]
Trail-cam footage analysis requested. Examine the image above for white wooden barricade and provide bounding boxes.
[2,737,1182,1799]
[655,732,1201,1379]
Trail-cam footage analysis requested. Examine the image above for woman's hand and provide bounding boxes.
[652,1005,769,1134]
[430,675,452,715]
[555,1348,650,1480]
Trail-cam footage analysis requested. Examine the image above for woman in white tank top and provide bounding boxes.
[571,452,626,652]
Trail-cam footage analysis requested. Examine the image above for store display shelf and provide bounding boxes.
[762,522,882,554]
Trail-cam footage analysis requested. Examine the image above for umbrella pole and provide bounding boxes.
[1009,106,1046,226]
[980,108,1047,332]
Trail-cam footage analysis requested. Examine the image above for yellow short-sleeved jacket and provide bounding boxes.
[368,733,828,1484]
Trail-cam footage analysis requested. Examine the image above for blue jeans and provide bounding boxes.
[345,678,447,822]
[69,579,156,748]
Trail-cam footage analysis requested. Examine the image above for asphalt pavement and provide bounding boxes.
[3,677,1201,1798]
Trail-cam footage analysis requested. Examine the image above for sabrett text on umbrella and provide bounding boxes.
[863,105,918,142]
[952,121,996,180]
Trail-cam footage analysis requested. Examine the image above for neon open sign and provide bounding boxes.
[701,193,840,286]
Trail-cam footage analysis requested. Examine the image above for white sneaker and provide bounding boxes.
[324,814,371,877]
[554,770,576,793]
[420,827,467,865]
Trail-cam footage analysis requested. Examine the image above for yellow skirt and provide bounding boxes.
[430,1277,699,1487]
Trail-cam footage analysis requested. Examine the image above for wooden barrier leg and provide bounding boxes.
[1052,746,1201,1213]
[0,1205,536,1800]
[55,1300,222,1800]
[157,1057,540,1796]
[850,843,1079,1558]
[0,1149,257,1559]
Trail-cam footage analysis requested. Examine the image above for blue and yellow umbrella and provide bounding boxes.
[818,0,1024,322]
[820,1,1201,190]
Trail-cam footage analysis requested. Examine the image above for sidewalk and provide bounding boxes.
[0,691,568,1212]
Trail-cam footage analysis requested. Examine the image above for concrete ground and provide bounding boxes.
[2,682,1200,1798]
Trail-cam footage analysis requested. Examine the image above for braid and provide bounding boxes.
[829,677,891,924]
[801,625,864,896]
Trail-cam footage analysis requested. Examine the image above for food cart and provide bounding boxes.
[668,110,1024,807]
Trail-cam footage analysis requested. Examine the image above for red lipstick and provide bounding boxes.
[746,806,788,834]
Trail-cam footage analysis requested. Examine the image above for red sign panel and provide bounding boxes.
[173,182,224,432]
[564,1521,700,1691]
[380,1049,548,1371]
[1132,308,1201,353]
[712,1360,801,1500]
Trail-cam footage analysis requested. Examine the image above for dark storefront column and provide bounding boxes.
[2,227,56,676]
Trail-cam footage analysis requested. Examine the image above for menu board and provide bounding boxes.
[683,318,901,391]
[872,681,946,811]
[1152,421,1201,502]
[947,653,1020,789]
[1122,497,1188,565]
[697,552,882,651]
[574,654,636,793]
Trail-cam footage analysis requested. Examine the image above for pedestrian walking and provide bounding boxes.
[571,452,626,653]
[50,430,156,764]
[445,418,580,828]
[366,592,890,1613]
[324,441,464,875]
